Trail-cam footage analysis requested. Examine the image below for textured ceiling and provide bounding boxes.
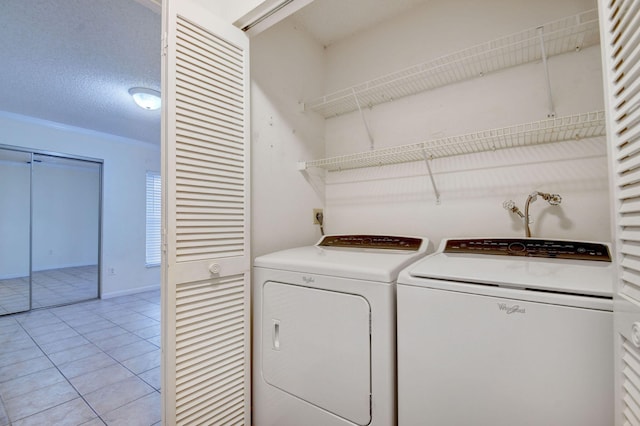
[0,0,161,145]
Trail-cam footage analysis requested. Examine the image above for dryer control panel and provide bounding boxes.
[444,238,611,262]
[318,235,423,251]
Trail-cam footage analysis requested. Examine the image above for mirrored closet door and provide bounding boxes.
[0,147,102,315]
[0,149,31,314]
[31,154,101,308]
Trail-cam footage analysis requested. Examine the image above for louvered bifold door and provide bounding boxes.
[599,0,640,424]
[161,1,250,425]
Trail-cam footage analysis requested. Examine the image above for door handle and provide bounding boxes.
[272,319,280,350]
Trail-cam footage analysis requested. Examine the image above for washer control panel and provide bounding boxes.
[444,238,611,262]
[318,235,423,251]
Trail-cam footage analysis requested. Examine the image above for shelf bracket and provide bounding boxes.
[422,149,441,204]
[297,162,326,199]
[352,88,375,151]
[537,26,556,118]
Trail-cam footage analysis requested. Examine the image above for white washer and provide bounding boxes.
[397,238,614,426]
[253,234,430,426]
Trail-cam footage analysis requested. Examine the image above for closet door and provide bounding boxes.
[599,0,640,424]
[0,149,31,315]
[161,2,250,425]
[31,154,101,308]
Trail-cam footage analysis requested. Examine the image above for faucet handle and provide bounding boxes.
[548,194,562,205]
[537,191,562,205]
[503,200,516,210]
[503,200,525,218]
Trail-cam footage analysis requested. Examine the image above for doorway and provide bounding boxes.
[0,146,102,315]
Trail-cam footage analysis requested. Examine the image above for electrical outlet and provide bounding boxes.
[313,208,323,225]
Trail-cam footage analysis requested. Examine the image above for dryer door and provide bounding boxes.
[262,281,371,425]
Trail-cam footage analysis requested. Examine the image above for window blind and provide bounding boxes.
[146,171,161,266]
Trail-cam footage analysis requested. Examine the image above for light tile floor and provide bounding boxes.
[0,266,99,314]
[0,290,161,426]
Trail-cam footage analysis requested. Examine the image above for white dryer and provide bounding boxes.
[396,238,614,426]
[253,234,430,426]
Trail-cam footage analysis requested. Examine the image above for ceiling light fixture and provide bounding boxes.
[129,87,161,110]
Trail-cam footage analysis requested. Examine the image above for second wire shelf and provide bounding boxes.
[298,110,606,172]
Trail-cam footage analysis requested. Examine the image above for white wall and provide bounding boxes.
[318,0,611,247]
[250,18,326,257]
[0,111,161,298]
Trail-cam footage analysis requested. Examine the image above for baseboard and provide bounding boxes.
[101,284,160,299]
[33,263,97,272]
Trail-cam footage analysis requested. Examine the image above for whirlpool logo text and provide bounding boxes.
[497,303,526,314]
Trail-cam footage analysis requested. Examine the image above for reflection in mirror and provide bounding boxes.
[0,149,31,314]
[31,154,101,308]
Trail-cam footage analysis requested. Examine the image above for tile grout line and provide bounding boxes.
[9,317,103,425]
[0,391,10,426]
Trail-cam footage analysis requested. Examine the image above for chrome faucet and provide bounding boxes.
[503,191,562,237]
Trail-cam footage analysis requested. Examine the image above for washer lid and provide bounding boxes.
[254,234,430,283]
[406,238,613,298]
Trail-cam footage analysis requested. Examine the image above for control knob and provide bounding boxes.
[508,242,526,253]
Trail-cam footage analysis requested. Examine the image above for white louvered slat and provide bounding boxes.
[622,269,640,290]
[601,0,640,423]
[620,186,640,201]
[176,176,243,192]
[621,214,640,228]
[620,169,640,187]
[177,129,244,152]
[617,107,640,139]
[614,138,640,158]
[623,230,640,245]
[621,199,640,214]
[623,285,640,307]
[622,242,640,258]
[163,2,250,425]
[614,54,640,108]
[618,152,640,177]
[177,157,243,178]
[177,140,243,162]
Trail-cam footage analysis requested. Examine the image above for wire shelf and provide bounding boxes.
[306,9,600,118]
[299,111,606,171]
